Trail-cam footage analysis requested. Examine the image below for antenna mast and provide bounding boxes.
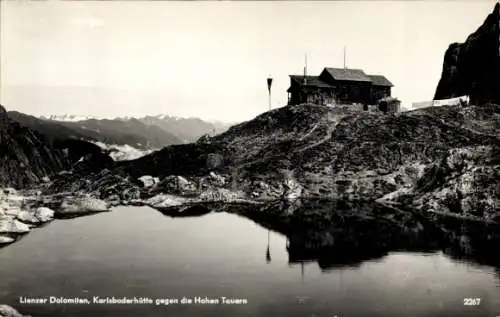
[305,54,308,76]
[343,46,346,69]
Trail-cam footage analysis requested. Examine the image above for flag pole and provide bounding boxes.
[267,76,273,111]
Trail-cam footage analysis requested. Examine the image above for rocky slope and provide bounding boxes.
[1,106,75,187]
[40,102,498,226]
[0,105,115,188]
[434,3,500,104]
[108,103,498,211]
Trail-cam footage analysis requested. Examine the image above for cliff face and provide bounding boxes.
[0,105,113,188]
[434,3,500,105]
[0,105,67,187]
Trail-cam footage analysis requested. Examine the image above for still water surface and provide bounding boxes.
[1,206,499,317]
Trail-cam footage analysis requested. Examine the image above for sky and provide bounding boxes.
[0,0,498,122]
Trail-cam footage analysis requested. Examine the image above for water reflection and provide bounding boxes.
[265,230,271,263]
[1,204,499,317]
[171,198,500,272]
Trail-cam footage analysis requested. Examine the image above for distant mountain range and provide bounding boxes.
[40,114,234,144]
[129,114,233,143]
[10,112,181,150]
[2,110,235,163]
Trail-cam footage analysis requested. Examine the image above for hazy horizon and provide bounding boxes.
[1,0,498,122]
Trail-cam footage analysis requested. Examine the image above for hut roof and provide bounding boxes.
[323,68,371,82]
[289,75,334,88]
[367,75,393,87]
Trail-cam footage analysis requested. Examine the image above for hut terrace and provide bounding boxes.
[287,67,393,106]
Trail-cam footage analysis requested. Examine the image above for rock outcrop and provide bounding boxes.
[0,105,68,188]
[108,103,499,221]
[386,144,500,221]
[434,3,500,105]
[0,105,114,188]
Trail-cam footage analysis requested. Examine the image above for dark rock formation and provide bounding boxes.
[0,105,68,188]
[434,3,500,104]
[0,105,113,188]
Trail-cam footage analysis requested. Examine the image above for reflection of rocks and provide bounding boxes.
[231,198,500,269]
[157,204,213,218]
[0,305,31,317]
[199,188,240,203]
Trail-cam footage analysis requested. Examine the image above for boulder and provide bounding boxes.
[120,187,141,201]
[138,175,160,188]
[34,207,55,222]
[16,210,40,224]
[283,176,303,200]
[0,216,30,234]
[106,194,121,206]
[2,208,21,218]
[0,305,31,317]
[59,197,110,215]
[0,236,15,244]
[146,194,188,208]
[157,175,196,193]
[201,172,226,187]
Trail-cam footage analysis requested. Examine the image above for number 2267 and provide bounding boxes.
[463,298,481,306]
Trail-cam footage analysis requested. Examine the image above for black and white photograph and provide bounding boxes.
[0,0,499,316]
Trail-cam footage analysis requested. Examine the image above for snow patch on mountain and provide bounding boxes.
[92,141,155,161]
[40,114,106,122]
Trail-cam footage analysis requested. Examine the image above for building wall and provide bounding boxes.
[370,86,391,104]
[288,78,391,106]
[288,80,337,105]
[305,89,336,105]
[336,81,371,104]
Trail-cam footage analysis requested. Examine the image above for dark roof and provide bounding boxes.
[367,75,393,87]
[289,75,334,88]
[323,68,371,82]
